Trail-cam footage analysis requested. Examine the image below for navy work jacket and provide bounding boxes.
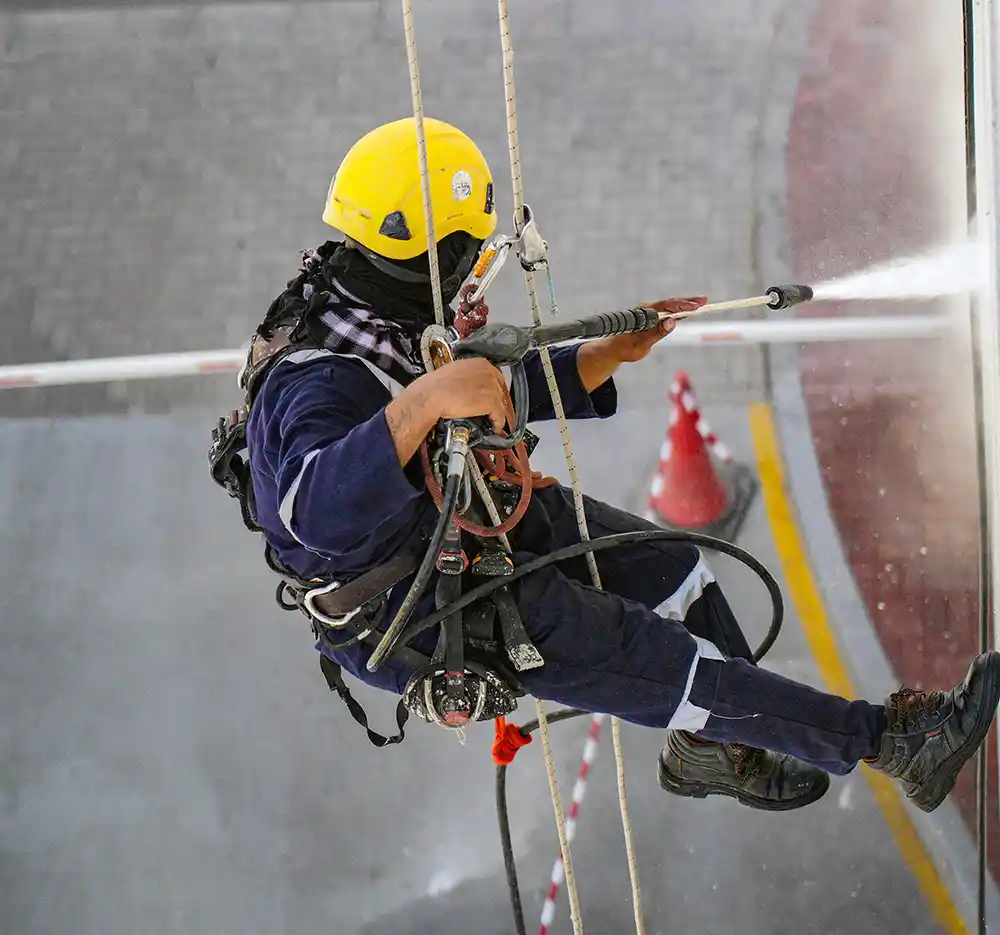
[247,342,617,694]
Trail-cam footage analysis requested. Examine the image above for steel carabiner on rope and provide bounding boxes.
[468,203,551,304]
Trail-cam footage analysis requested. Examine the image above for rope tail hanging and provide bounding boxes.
[401,0,446,328]
[495,3,646,935]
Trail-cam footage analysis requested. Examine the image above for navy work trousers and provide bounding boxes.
[503,486,887,775]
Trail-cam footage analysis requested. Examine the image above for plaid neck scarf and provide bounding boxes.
[304,277,426,388]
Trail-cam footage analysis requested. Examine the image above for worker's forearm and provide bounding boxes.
[385,385,440,467]
[385,359,512,465]
[388,343,620,461]
[575,338,623,393]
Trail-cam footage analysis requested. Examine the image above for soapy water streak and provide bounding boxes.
[812,240,988,301]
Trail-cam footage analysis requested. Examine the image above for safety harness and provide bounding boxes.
[208,246,544,746]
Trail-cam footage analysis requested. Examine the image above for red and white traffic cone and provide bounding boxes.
[645,372,757,542]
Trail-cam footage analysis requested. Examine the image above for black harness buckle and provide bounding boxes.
[435,517,468,575]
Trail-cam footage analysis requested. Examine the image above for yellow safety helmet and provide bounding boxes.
[322,117,497,262]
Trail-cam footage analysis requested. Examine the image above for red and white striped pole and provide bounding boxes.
[538,713,604,935]
[0,315,951,392]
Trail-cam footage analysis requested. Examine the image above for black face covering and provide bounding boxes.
[322,232,483,335]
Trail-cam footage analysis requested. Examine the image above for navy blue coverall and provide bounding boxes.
[247,345,886,775]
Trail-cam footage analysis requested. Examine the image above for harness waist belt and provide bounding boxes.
[305,542,425,618]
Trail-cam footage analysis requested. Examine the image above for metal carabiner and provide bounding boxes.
[469,237,516,304]
[465,203,550,306]
[303,580,368,631]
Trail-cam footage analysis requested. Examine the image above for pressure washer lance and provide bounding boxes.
[667,283,815,320]
[450,284,815,365]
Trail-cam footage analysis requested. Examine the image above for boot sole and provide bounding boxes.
[912,652,1000,813]
[656,757,830,812]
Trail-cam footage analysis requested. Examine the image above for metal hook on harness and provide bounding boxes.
[303,580,369,632]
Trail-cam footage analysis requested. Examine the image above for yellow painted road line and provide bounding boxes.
[747,401,968,935]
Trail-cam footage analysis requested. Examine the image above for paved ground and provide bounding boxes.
[0,408,941,935]
[0,1,964,934]
[784,0,998,886]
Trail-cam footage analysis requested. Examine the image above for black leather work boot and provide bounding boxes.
[657,731,831,811]
[867,651,1000,813]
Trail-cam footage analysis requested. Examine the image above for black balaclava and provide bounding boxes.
[322,231,483,335]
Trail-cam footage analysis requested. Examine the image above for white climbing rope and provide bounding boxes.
[612,715,644,935]
[495,3,645,934]
[497,2,598,590]
[533,695,584,935]
[401,0,446,328]
[399,2,642,931]
[496,6,585,934]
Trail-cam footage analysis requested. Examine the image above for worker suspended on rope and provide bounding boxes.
[212,116,1000,815]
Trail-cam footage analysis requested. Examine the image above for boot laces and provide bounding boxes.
[728,743,765,782]
[888,687,946,730]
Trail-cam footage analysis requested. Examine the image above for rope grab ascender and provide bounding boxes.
[206,1,815,932]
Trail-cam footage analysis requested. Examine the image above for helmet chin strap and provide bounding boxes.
[348,236,482,303]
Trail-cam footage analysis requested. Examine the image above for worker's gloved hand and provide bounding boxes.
[600,296,707,363]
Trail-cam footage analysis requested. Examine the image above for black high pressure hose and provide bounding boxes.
[416,526,784,935]
[364,456,787,934]
[396,528,784,661]
[366,444,466,672]
[376,296,806,672]
[369,521,786,935]
[497,706,589,935]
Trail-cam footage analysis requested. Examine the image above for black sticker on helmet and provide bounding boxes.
[379,211,412,241]
[484,182,494,215]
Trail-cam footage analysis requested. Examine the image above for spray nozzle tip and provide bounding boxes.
[766,284,814,309]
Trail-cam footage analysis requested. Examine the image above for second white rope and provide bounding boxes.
[496,3,646,935]
[401,0,446,328]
